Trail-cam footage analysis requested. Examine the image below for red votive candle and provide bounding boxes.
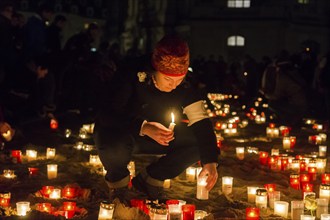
[290,174,300,190]
[182,204,195,220]
[308,167,317,181]
[42,186,54,198]
[50,119,58,130]
[269,123,275,128]
[36,203,52,213]
[281,158,289,171]
[28,167,39,176]
[215,121,222,130]
[264,184,276,193]
[246,207,260,220]
[63,201,76,219]
[302,183,313,195]
[290,136,296,148]
[295,155,304,160]
[300,173,310,184]
[11,150,22,163]
[0,191,11,207]
[322,173,330,184]
[300,161,307,172]
[166,199,179,206]
[62,187,77,199]
[259,151,268,165]
[268,156,278,170]
[130,199,145,211]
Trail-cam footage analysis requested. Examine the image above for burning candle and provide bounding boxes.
[196,176,208,200]
[259,151,268,165]
[98,201,114,220]
[182,204,195,220]
[11,150,22,163]
[255,189,268,209]
[62,187,77,199]
[274,201,288,218]
[291,159,300,173]
[168,203,181,220]
[28,167,39,176]
[291,200,304,220]
[281,158,288,171]
[282,137,291,149]
[82,123,95,134]
[279,126,290,136]
[308,167,317,181]
[264,183,276,193]
[163,179,171,189]
[49,188,61,199]
[222,176,233,195]
[319,133,327,142]
[245,207,259,220]
[46,147,56,159]
[316,198,328,219]
[302,183,314,198]
[0,191,11,207]
[50,119,58,130]
[16,201,30,216]
[235,147,245,160]
[63,201,76,219]
[322,173,330,184]
[42,186,54,198]
[268,191,280,209]
[47,164,58,179]
[194,210,208,219]
[65,128,72,138]
[169,112,176,131]
[247,186,259,203]
[186,167,196,182]
[79,128,87,139]
[319,184,330,203]
[319,145,327,157]
[290,174,300,190]
[268,156,278,170]
[3,169,15,179]
[300,161,307,172]
[26,149,37,161]
[36,203,52,213]
[271,148,279,156]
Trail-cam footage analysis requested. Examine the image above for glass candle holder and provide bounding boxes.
[163,179,171,189]
[290,174,300,190]
[16,201,30,216]
[47,164,58,179]
[49,188,61,199]
[3,169,15,179]
[268,191,280,209]
[319,184,330,202]
[316,198,328,219]
[319,145,327,157]
[259,151,268,165]
[291,200,304,220]
[255,189,267,209]
[300,173,311,184]
[235,147,245,160]
[36,203,52,213]
[168,204,181,220]
[322,173,330,184]
[28,167,39,176]
[11,150,22,163]
[42,186,54,198]
[0,191,11,207]
[63,201,76,219]
[62,187,77,199]
[98,201,114,220]
[274,201,288,218]
[245,207,259,220]
[64,129,72,138]
[194,210,208,220]
[89,154,102,166]
[182,204,195,220]
[282,137,291,149]
[271,148,279,156]
[26,149,37,161]
[196,176,208,200]
[247,186,258,203]
[46,147,56,159]
[264,183,276,193]
[222,176,233,195]
[308,167,317,181]
[186,167,196,182]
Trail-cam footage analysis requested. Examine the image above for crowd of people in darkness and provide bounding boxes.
[0,1,329,146]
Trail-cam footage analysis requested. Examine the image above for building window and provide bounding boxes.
[298,0,309,4]
[227,36,245,46]
[227,0,251,8]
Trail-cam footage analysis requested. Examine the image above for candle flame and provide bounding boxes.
[171,112,175,123]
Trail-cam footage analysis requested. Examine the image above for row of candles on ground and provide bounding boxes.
[10,148,56,164]
[245,182,330,219]
[2,164,58,179]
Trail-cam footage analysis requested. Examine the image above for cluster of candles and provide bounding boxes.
[73,142,94,151]
[18,201,77,218]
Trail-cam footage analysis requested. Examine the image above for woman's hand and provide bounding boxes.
[141,121,174,146]
[198,163,218,191]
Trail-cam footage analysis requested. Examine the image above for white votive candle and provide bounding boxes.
[247,186,259,203]
[274,201,288,218]
[49,188,61,199]
[317,198,329,219]
[236,147,245,160]
[291,200,304,220]
[46,148,56,159]
[319,145,327,157]
[26,149,37,161]
[98,201,114,220]
[196,176,208,200]
[47,164,58,179]
[222,176,233,195]
[89,154,102,166]
[255,189,267,209]
[186,167,196,181]
[319,184,330,203]
[282,137,291,149]
[16,201,30,216]
[163,179,171,189]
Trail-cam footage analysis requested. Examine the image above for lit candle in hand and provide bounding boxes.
[168,112,176,131]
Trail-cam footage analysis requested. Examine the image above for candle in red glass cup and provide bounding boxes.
[300,161,307,172]
[62,187,77,199]
[269,123,275,128]
[50,119,58,130]
[281,158,289,171]
[11,150,22,163]
[264,184,276,193]
[308,167,317,181]
[130,199,145,211]
[63,201,76,219]
[259,151,268,165]
[28,167,39,176]
[42,186,54,198]
[295,155,304,160]
[166,199,179,206]
[302,183,313,194]
[268,156,278,170]
[0,192,11,207]
[215,121,222,131]
[280,126,290,136]
[182,204,195,220]
[246,207,260,220]
[290,136,296,148]
[36,203,52,213]
[322,173,330,184]
[290,174,300,190]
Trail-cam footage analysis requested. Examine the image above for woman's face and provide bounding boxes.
[153,71,186,92]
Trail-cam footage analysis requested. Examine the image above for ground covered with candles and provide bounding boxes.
[0,94,329,220]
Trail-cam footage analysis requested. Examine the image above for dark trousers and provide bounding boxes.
[94,123,200,183]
